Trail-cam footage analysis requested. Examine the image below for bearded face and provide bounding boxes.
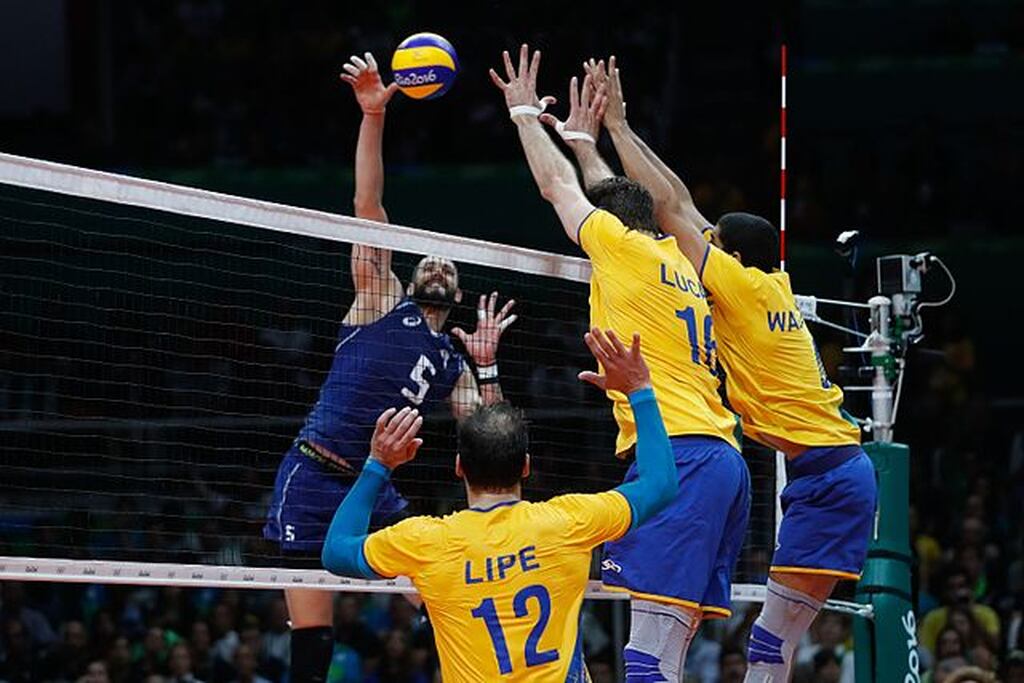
[410,256,460,310]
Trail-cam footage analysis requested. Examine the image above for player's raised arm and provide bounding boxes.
[590,57,711,269]
[449,292,517,417]
[340,52,404,325]
[539,73,614,190]
[321,406,424,578]
[490,45,595,244]
[579,330,677,529]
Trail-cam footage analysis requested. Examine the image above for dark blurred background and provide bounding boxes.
[1,2,1023,682]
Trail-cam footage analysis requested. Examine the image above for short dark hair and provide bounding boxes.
[717,212,780,273]
[457,402,528,490]
[586,176,660,235]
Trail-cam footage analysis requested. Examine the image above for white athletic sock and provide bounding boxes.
[623,599,698,682]
[744,578,824,682]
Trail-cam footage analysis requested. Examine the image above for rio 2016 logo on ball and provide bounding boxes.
[391,33,458,100]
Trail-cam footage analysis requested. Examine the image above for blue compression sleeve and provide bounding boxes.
[615,387,678,530]
[320,459,389,579]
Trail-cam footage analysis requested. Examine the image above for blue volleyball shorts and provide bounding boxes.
[601,436,751,618]
[771,445,878,580]
[263,443,407,553]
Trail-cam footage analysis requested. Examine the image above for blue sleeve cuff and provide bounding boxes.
[363,458,392,480]
[627,387,656,407]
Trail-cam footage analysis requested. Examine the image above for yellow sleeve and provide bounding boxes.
[545,491,633,550]
[700,245,762,312]
[362,516,442,579]
[578,209,630,266]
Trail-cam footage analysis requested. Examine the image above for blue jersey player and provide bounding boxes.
[262,52,517,683]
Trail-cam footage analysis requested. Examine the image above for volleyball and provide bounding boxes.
[391,32,458,100]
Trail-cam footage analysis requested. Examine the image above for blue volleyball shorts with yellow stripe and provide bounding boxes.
[601,436,751,618]
[771,445,878,580]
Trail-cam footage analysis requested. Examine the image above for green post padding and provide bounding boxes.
[854,442,921,682]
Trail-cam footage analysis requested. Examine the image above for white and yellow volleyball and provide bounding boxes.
[391,33,458,100]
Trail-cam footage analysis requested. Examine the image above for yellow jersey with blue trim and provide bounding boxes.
[579,209,738,454]
[699,246,860,451]
[363,492,632,682]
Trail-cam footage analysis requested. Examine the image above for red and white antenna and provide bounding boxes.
[780,44,788,272]
[775,43,789,544]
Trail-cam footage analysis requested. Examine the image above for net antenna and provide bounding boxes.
[779,43,787,272]
[774,43,789,544]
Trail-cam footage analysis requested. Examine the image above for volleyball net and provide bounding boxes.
[0,152,783,602]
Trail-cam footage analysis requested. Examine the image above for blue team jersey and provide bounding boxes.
[297,298,465,465]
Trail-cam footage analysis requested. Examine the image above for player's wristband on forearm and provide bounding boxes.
[627,386,656,407]
[508,105,544,119]
[554,121,596,144]
[477,362,500,385]
[363,457,392,478]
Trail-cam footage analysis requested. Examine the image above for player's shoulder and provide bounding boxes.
[706,246,771,288]
[541,491,629,519]
[579,208,629,241]
[384,514,448,545]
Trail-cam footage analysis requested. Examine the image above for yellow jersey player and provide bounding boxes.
[321,328,678,682]
[492,45,751,682]
[576,57,878,683]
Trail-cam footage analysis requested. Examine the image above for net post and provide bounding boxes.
[851,293,918,680]
[854,442,918,682]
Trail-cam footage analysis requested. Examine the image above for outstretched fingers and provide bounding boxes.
[397,413,424,444]
[528,46,541,85]
[376,407,398,429]
[605,329,628,358]
[503,49,516,81]
[577,370,606,390]
[584,328,615,365]
[517,43,529,78]
[580,74,593,109]
[489,68,508,91]
[497,297,516,320]
[391,406,421,440]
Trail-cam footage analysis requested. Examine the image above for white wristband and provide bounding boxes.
[477,363,499,380]
[508,99,552,120]
[508,105,542,119]
[555,120,596,144]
